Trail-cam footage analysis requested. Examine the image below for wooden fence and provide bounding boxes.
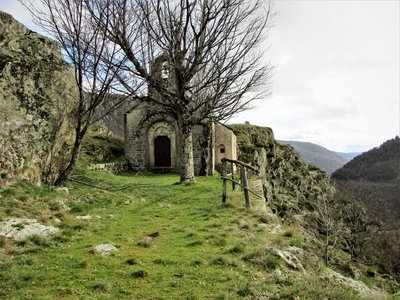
[220,158,261,209]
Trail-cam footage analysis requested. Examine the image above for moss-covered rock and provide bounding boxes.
[0,11,78,185]
[230,124,335,219]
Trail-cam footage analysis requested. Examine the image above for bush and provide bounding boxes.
[0,236,5,247]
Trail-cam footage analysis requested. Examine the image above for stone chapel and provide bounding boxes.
[124,55,237,175]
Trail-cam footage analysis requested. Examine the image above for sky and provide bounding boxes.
[0,0,399,152]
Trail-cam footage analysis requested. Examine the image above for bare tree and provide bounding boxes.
[22,0,135,185]
[339,196,378,261]
[87,0,274,182]
[312,195,343,266]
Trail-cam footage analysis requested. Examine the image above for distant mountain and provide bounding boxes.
[334,151,361,161]
[278,140,349,174]
[332,136,400,182]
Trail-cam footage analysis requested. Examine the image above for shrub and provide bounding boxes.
[131,270,148,278]
[228,244,245,254]
[137,240,151,248]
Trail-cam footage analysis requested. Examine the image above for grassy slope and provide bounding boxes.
[0,172,360,300]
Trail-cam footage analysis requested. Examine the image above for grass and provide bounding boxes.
[0,171,363,299]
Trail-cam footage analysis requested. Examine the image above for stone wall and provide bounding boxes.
[124,109,236,175]
[125,104,180,171]
[214,123,238,166]
[124,105,147,169]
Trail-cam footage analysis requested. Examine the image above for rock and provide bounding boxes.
[56,187,69,195]
[268,224,284,234]
[56,199,70,211]
[350,266,362,281]
[229,124,335,220]
[273,268,282,277]
[94,243,119,256]
[269,248,305,273]
[257,223,268,230]
[76,215,92,220]
[0,218,59,241]
[286,246,304,255]
[259,211,279,224]
[159,203,172,208]
[324,268,386,299]
[0,11,79,185]
[257,225,287,237]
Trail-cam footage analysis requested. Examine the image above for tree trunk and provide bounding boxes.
[200,121,212,176]
[178,123,195,183]
[54,125,87,186]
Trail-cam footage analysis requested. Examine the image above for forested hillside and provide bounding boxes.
[332,137,400,181]
[332,136,400,280]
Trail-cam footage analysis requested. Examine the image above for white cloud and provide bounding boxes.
[240,0,400,152]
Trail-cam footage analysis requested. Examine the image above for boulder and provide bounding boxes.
[0,218,59,240]
[94,243,119,256]
[269,247,306,273]
[0,11,78,184]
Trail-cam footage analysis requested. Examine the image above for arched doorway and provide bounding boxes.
[154,136,171,167]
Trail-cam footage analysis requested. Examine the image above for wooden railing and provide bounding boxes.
[220,158,261,209]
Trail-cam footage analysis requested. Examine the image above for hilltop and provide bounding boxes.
[332,136,400,182]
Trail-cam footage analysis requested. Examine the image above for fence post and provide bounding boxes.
[241,166,251,209]
[222,160,227,205]
[231,162,235,190]
[240,166,244,191]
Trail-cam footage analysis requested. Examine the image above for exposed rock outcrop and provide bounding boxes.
[0,11,78,185]
[231,124,335,219]
[0,218,59,240]
[324,268,387,299]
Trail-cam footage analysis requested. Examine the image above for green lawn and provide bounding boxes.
[0,172,359,299]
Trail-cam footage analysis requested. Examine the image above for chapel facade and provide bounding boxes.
[124,55,237,175]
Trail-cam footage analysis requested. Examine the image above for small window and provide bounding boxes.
[219,146,225,153]
[161,61,169,79]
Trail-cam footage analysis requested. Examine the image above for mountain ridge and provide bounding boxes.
[278,140,350,174]
[332,136,400,181]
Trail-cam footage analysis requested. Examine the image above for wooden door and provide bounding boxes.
[154,136,171,167]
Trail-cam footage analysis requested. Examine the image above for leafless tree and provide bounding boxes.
[312,195,343,266]
[341,202,376,261]
[87,0,274,182]
[22,0,136,185]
